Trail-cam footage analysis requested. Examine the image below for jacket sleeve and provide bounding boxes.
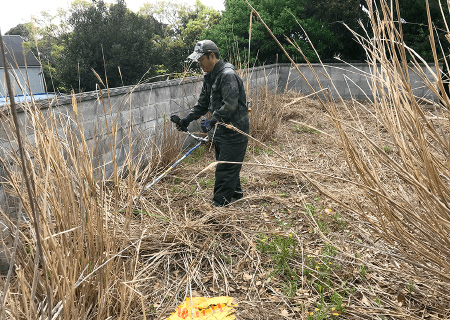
[188,81,210,120]
[212,72,239,123]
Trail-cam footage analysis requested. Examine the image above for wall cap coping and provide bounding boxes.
[1,62,438,113]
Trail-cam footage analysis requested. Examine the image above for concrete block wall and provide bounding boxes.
[280,63,438,101]
[0,62,440,210]
[0,76,203,212]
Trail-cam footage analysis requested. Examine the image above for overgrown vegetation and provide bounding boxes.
[0,0,449,319]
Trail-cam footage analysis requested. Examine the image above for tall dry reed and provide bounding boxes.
[249,86,285,142]
[246,0,449,281]
[0,84,182,318]
[334,0,450,279]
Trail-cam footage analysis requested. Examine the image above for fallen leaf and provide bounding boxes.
[296,288,309,296]
[280,309,290,317]
[397,293,406,306]
[243,273,252,281]
[361,295,371,306]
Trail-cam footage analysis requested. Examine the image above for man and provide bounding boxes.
[171,40,249,207]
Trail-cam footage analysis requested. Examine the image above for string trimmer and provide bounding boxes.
[136,115,208,197]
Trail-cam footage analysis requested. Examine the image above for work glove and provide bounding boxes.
[200,117,217,133]
[170,115,191,132]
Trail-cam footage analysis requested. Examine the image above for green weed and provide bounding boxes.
[295,125,320,134]
[257,234,299,297]
[323,243,338,258]
[217,253,232,264]
[184,145,207,164]
[199,177,214,189]
[317,219,330,234]
[305,243,347,319]
[274,217,294,230]
[171,177,182,184]
[252,145,274,156]
[360,265,367,278]
[307,204,348,234]
[305,203,330,234]
[331,211,347,230]
[407,280,415,293]
[305,203,317,216]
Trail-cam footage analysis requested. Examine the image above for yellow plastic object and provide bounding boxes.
[167,296,236,319]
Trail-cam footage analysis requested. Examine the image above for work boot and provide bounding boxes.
[212,200,224,207]
[231,191,243,202]
[233,191,243,199]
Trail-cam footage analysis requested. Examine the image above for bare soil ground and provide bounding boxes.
[131,95,449,319]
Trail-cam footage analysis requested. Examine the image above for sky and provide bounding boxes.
[0,0,226,34]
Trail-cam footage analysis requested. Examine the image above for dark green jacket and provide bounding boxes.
[188,60,249,143]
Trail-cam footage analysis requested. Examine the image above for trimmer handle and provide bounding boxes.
[170,115,188,132]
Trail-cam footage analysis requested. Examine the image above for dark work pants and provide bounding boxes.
[213,138,248,205]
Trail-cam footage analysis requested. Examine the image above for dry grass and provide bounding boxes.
[0,88,449,319]
[0,0,449,319]
[248,87,284,142]
[326,0,450,280]
[0,88,184,318]
[247,0,449,281]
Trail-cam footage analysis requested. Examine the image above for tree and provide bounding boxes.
[5,23,32,42]
[139,0,221,73]
[5,9,71,93]
[204,0,369,66]
[58,0,166,92]
[178,0,221,47]
[394,0,449,61]
[139,1,187,36]
[304,0,368,61]
[28,9,72,93]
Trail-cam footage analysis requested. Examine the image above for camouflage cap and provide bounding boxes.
[187,40,219,61]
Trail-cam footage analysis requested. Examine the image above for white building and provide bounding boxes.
[0,35,45,98]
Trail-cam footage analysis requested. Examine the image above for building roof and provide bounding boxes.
[0,35,40,68]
